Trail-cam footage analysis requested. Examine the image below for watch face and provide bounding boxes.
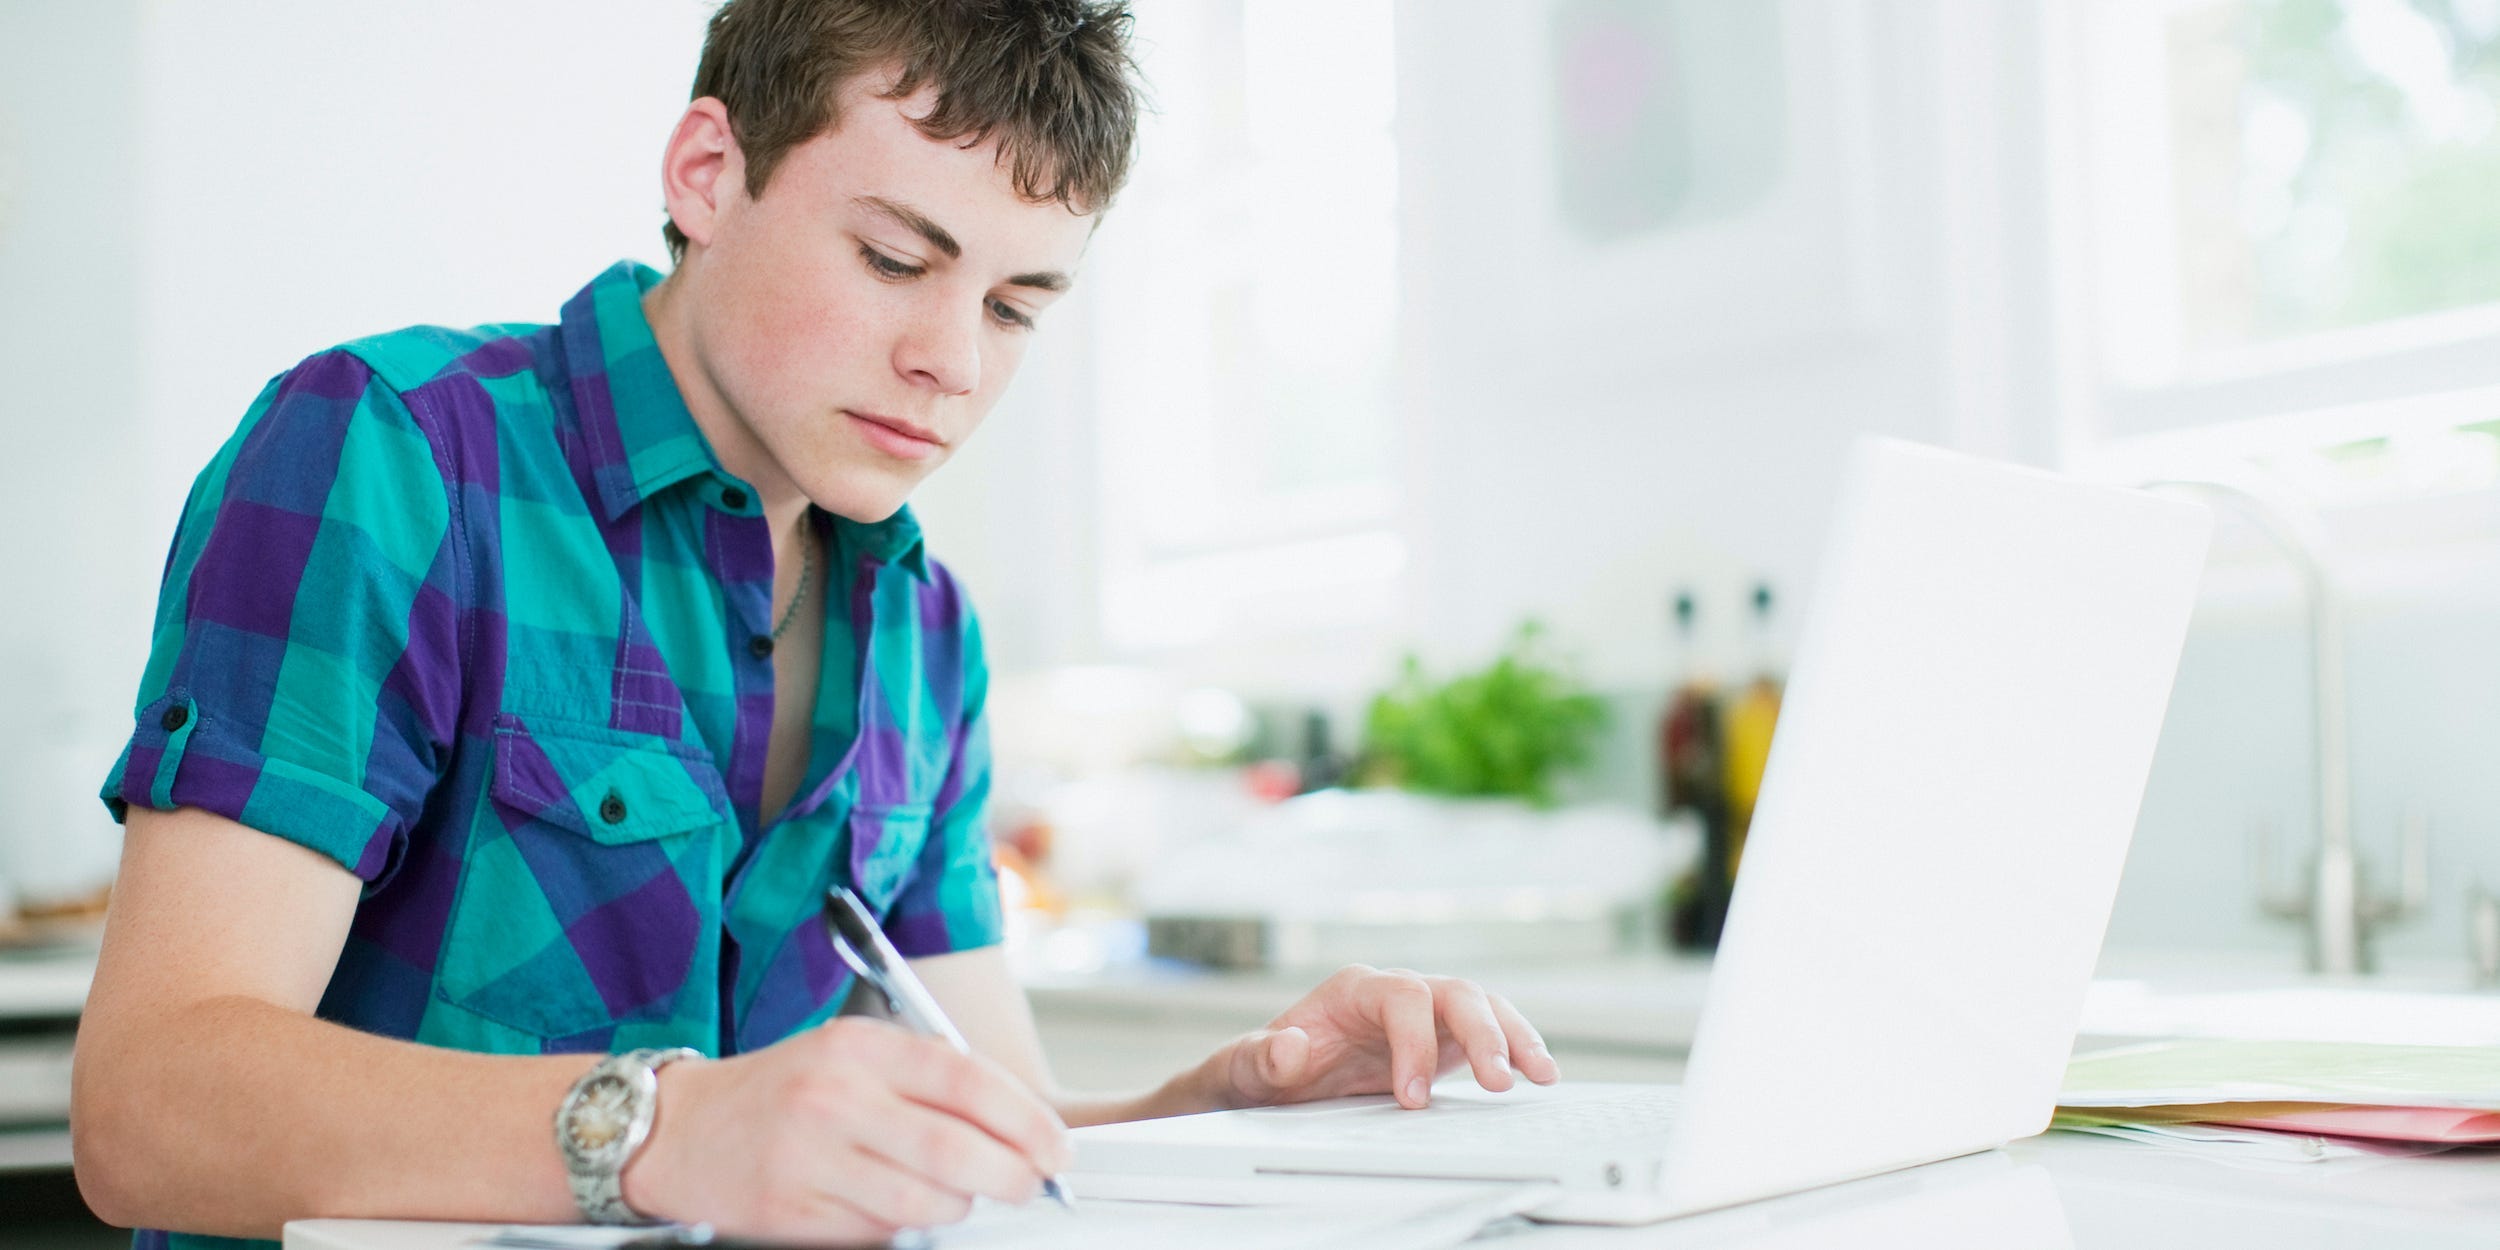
[566,1073,636,1157]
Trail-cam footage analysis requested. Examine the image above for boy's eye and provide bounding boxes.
[989,299,1035,331]
[860,244,921,279]
[861,242,1037,330]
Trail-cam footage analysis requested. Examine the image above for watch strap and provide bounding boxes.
[559,1046,702,1225]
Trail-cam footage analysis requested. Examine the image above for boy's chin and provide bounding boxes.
[804,470,918,525]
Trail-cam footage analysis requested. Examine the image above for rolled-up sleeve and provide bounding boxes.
[102,349,464,889]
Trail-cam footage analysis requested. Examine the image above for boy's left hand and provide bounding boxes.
[1199,964,1562,1112]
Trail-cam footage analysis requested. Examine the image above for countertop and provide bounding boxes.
[1020,943,2500,1053]
[0,939,93,1176]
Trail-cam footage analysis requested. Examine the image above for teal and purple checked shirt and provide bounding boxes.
[102,259,1004,1243]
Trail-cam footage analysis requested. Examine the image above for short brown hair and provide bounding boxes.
[663,0,1144,263]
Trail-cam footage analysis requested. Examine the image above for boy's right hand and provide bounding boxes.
[619,1016,1073,1241]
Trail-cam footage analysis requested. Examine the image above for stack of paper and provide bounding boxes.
[2055,1039,2500,1150]
[447,1178,1556,1250]
[913,1176,1558,1250]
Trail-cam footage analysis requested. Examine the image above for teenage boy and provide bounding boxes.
[70,1,1560,1247]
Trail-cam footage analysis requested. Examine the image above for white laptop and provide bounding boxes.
[1072,437,2214,1225]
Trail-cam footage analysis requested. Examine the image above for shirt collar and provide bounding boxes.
[560,260,720,522]
[560,260,930,581]
[838,507,932,581]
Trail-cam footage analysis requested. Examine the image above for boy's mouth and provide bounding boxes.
[845,410,946,460]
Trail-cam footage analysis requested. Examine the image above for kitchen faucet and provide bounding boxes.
[2147,475,2425,974]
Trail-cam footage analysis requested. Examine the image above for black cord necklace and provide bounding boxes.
[771,527,815,641]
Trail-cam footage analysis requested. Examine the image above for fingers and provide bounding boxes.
[853,1094,1049,1209]
[1430,978,1518,1094]
[1255,1025,1312,1093]
[871,1029,1073,1178]
[1272,966,1561,1111]
[1220,1025,1312,1108]
[749,1184,906,1246]
[1267,1024,1312,1081]
[1364,970,1442,1108]
[817,1138,983,1232]
[1486,990,1561,1085]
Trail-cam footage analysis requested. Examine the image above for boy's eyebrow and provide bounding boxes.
[853,194,1073,293]
[855,195,961,259]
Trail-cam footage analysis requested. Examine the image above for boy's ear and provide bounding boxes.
[660,97,740,254]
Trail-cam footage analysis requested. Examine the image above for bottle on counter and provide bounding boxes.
[1719,581,1784,882]
[1298,707,1352,794]
[1658,589,1731,949]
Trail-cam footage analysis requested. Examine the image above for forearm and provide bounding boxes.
[1048,1056,1229,1129]
[73,992,593,1239]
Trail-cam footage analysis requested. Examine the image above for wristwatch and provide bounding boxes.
[554,1047,703,1224]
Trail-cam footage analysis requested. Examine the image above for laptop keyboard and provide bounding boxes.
[1325,1086,1682,1151]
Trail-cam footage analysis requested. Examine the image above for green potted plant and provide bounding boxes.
[1357,621,1608,807]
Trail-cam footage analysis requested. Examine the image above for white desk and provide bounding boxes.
[45,943,2500,1247]
[281,1129,2500,1249]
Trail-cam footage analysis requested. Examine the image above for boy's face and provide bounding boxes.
[662,70,1095,523]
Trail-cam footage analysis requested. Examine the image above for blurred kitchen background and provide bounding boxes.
[5,0,2500,1235]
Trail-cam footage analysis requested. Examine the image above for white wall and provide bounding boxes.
[0,0,149,898]
[131,0,715,541]
[1391,1,1949,689]
[0,0,714,900]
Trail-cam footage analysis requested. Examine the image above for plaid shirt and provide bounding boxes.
[105,260,1001,1083]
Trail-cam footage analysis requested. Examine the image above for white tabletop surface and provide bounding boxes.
[283,1126,2500,1250]
[30,939,2496,1247]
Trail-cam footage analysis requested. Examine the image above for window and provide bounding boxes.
[2059,0,2500,506]
[2171,0,2500,357]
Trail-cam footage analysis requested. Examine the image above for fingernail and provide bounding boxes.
[1405,1077,1428,1105]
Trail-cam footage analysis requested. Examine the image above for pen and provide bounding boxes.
[824,886,1077,1210]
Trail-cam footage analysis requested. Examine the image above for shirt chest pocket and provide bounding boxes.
[436,714,731,1044]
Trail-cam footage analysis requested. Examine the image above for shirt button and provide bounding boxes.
[721,487,749,511]
[598,792,628,825]
[160,705,189,732]
[748,635,775,660]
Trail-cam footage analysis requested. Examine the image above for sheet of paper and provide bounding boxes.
[2059,1039,2500,1109]
[910,1181,1557,1250]
[2053,1099,2500,1143]
[2220,1103,2500,1143]
[2048,1121,2394,1169]
[2078,984,2500,1046]
[291,1182,1554,1250]
[1040,1172,1516,1208]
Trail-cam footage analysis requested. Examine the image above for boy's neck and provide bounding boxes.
[640,271,814,549]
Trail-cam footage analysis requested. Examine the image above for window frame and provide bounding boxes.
[2046,0,2500,479]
